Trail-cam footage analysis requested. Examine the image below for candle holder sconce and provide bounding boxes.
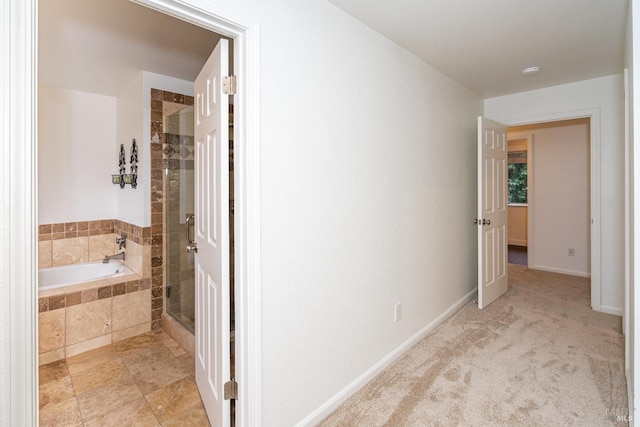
[130,139,138,189]
[112,139,139,189]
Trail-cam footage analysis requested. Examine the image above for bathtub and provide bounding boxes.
[39,260,135,290]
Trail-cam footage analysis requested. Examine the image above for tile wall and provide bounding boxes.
[39,219,152,277]
[38,219,153,363]
[38,277,152,365]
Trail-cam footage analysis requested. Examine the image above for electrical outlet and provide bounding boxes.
[568,248,575,256]
[394,303,402,323]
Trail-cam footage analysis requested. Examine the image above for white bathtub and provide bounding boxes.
[39,260,135,291]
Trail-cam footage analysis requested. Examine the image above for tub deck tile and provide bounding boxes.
[65,279,111,294]
[48,294,66,310]
[66,292,81,307]
[97,285,113,299]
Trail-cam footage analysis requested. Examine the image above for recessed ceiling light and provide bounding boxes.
[521,66,542,77]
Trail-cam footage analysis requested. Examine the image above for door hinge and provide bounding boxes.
[224,379,238,400]
[223,76,237,95]
[166,285,171,298]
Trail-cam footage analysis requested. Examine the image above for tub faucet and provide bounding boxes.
[116,233,126,250]
[103,252,126,264]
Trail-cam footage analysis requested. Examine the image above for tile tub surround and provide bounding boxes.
[38,219,160,353]
[38,273,152,365]
[39,219,152,278]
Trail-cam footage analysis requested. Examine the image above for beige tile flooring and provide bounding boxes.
[39,330,211,427]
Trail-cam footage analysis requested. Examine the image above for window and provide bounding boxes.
[508,151,527,204]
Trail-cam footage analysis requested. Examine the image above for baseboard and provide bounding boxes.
[599,305,623,316]
[626,368,633,425]
[508,239,527,247]
[529,264,590,278]
[294,288,477,427]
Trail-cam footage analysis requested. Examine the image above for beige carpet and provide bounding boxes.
[319,265,628,426]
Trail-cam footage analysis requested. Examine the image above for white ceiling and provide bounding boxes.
[328,0,629,98]
[39,0,224,96]
[41,0,629,99]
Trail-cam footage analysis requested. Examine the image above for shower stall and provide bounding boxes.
[164,105,196,333]
[163,103,234,337]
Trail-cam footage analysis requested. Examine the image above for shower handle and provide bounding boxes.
[186,214,198,253]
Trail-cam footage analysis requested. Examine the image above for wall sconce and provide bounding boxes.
[130,139,138,189]
[112,139,138,189]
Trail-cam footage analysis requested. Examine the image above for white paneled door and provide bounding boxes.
[477,116,508,309]
[194,39,231,426]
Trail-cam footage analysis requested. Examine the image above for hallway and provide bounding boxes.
[320,265,627,425]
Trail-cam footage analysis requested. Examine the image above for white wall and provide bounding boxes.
[508,206,527,246]
[180,0,484,425]
[115,73,144,226]
[38,85,117,223]
[510,122,590,276]
[114,71,193,227]
[485,75,624,314]
[39,72,193,228]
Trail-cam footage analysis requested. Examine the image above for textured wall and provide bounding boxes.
[181,0,485,425]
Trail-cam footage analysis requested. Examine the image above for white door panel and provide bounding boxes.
[194,38,230,426]
[477,116,508,309]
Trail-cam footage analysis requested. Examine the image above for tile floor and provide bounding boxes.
[39,330,211,427]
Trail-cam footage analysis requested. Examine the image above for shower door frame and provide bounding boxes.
[163,104,197,334]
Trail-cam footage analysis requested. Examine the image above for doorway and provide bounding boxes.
[33,1,258,426]
[5,0,260,424]
[507,118,591,280]
[506,137,529,267]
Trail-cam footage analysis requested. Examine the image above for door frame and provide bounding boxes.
[501,108,601,313]
[1,0,263,425]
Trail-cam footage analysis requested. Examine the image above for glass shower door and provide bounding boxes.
[165,105,195,333]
